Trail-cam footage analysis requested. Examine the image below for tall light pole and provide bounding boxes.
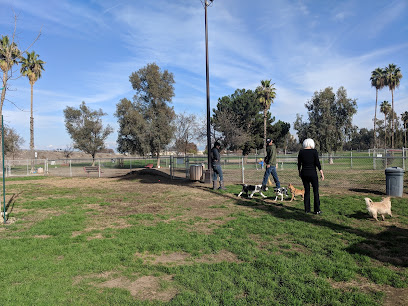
[204,0,213,173]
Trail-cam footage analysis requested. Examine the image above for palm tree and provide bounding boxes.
[0,35,21,152]
[0,35,21,119]
[20,51,45,170]
[380,101,391,148]
[384,63,403,148]
[401,111,408,148]
[370,67,385,148]
[256,80,276,150]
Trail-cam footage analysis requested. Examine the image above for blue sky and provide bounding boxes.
[1,0,407,151]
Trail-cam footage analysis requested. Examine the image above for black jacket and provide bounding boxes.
[297,149,321,176]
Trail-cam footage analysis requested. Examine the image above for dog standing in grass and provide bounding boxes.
[288,183,304,202]
[238,184,268,198]
[364,197,392,221]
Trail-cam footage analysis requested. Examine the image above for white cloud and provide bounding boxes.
[1,0,407,150]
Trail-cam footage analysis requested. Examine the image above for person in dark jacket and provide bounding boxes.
[211,141,225,190]
[297,138,325,214]
[261,138,281,191]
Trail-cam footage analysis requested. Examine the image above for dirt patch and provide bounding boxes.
[330,276,408,305]
[33,235,52,239]
[86,233,104,240]
[97,275,177,302]
[73,270,177,301]
[135,249,242,266]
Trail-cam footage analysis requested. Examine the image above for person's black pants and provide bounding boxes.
[301,174,320,213]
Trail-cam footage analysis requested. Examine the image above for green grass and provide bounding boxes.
[1,178,407,305]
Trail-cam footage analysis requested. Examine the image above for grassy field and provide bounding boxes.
[1,170,407,305]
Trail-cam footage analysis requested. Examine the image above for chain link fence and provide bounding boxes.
[2,152,407,194]
[3,157,171,178]
[176,153,408,194]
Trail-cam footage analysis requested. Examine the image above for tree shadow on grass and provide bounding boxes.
[119,170,408,267]
[197,184,408,267]
[347,211,371,220]
[347,225,408,267]
[349,188,385,195]
[1,192,21,223]
[235,193,408,267]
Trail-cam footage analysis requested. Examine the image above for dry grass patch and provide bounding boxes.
[135,249,242,266]
[33,234,52,239]
[94,274,177,302]
[72,270,175,301]
[330,276,408,306]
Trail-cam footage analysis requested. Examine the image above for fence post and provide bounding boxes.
[385,153,387,169]
[27,159,29,175]
[98,159,101,177]
[172,156,174,179]
[241,157,244,184]
[350,151,353,169]
[171,156,173,178]
[70,160,72,177]
[185,156,189,178]
[373,149,376,170]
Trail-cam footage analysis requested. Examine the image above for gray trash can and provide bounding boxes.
[190,164,203,181]
[385,167,405,197]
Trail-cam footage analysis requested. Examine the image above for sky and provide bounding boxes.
[0,0,407,152]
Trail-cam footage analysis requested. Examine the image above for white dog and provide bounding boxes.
[238,184,268,198]
[364,197,392,221]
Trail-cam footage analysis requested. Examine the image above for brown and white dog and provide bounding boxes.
[288,183,305,202]
[364,197,392,221]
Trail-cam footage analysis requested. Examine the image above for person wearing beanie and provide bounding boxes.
[261,138,281,191]
[211,141,226,190]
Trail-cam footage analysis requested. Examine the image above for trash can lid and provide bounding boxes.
[385,167,405,174]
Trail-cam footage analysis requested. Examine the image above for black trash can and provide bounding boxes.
[385,167,405,197]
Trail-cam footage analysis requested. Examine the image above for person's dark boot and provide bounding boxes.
[212,181,217,190]
[218,181,226,190]
[261,184,267,191]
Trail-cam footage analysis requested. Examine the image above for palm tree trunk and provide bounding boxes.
[263,109,267,151]
[374,89,378,148]
[391,90,394,149]
[385,114,387,149]
[30,83,34,172]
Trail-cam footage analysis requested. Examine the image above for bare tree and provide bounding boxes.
[174,112,199,155]
[63,145,74,159]
[4,125,24,159]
